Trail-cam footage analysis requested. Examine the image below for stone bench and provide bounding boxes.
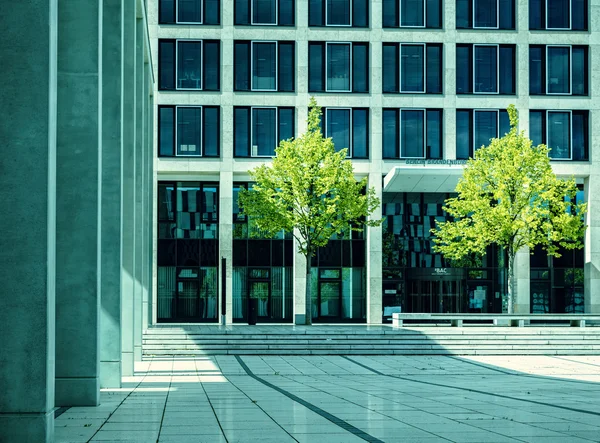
[392,313,600,328]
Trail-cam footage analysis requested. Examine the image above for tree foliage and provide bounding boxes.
[432,105,586,312]
[238,97,381,324]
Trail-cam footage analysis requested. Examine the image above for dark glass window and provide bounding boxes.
[382,43,442,94]
[383,0,441,28]
[529,0,587,30]
[322,108,369,158]
[159,39,220,91]
[159,0,221,24]
[382,109,442,159]
[234,41,295,92]
[456,0,515,29]
[235,0,295,25]
[158,106,220,158]
[309,0,368,26]
[530,110,588,161]
[309,42,369,93]
[456,109,509,159]
[456,44,515,95]
[234,107,295,157]
[529,45,587,96]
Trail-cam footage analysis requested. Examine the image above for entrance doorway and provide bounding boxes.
[405,268,467,313]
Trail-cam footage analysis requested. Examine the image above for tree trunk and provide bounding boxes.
[305,254,312,325]
[507,250,515,314]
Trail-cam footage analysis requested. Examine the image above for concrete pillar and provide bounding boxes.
[0,1,57,440]
[142,63,151,331]
[149,94,156,327]
[100,0,123,389]
[133,17,144,363]
[513,248,531,314]
[584,176,600,313]
[366,173,383,324]
[219,172,234,324]
[294,235,308,325]
[55,0,102,406]
[121,0,136,377]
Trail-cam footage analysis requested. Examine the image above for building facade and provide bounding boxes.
[148,0,600,325]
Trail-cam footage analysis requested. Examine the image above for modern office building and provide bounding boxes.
[149,0,599,325]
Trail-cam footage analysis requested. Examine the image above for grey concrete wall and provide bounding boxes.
[100,0,124,389]
[0,0,57,440]
[585,175,600,313]
[121,0,137,377]
[55,0,101,407]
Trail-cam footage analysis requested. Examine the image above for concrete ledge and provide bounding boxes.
[0,411,53,443]
[392,313,600,328]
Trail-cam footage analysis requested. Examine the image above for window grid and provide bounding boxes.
[251,41,278,91]
[399,43,426,94]
[400,109,427,159]
[325,42,352,93]
[176,39,203,91]
[473,44,499,95]
[546,45,572,95]
[547,110,573,160]
[176,0,203,24]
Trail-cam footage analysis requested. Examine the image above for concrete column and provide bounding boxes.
[584,176,600,313]
[149,94,156,327]
[55,0,102,406]
[100,0,123,389]
[0,1,57,440]
[121,0,136,377]
[142,63,151,331]
[133,18,144,363]
[513,248,531,314]
[294,234,308,325]
[366,173,383,324]
[219,172,234,324]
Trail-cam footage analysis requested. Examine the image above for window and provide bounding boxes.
[321,108,369,158]
[529,45,588,95]
[234,107,295,157]
[158,106,220,157]
[159,0,220,24]
[456,109,510,159]
[456,44,515,94]
[456,0,515,29]
[530,110,589,160]
[382,109,442,159]
[382,0,442,28]
[235,0,295,25]
[309,42,369,93]
[530,0,587,30]
[309,0,368,27]
[234,41,295,92]
[382,43,442,93]
[159,39,220,91]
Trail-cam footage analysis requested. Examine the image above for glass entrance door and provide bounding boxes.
[406,279,465,313]
[250,280,270,318]
[177,280,199,319]
[318,281,341,318]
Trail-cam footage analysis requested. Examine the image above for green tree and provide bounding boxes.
[432,105,586,313]
[238,98,381,325]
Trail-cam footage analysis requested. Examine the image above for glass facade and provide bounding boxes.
[157,182,219,322]
[382,193,507,321]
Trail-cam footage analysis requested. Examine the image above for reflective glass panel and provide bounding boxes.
[401,110,425,158]
[252,42,276,90]
[178,0,202,22]
[177,107,202,156]
[252,108,277,156]
[177,41,202,89]
[327,109,351,153]
[547,0,570,28]
[327,0,351,25]
[474,0,497,27]
[327,44,351,91]
[474,46,497,93]
[548,111,570,159]
[474,110,497,151]
[401,45,424,92]
[547,46,570,94]
[253,0,276,23]
[401,0,424,26]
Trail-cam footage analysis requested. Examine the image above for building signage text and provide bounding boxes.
[405,159,468,166]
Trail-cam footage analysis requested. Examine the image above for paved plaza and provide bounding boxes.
[55,355,600,443]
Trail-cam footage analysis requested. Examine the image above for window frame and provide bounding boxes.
[400,0,426,28]
[175,105,203,157]
[176,0,203,24]
[472,109,500,152]
[324,107,353,158]
[175,39,203,91]
[326,0,352,26]
[400,109,427,159]
[473,44,499,95]
[251,106,278,158]
[325,42,352,93]
[400,43,426,94]
[546,0,571,30]
[473,0,499,29]
[252,0,278,25]
[546,110,573,160]
[250,40,278,91]
[546,45,572,95]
